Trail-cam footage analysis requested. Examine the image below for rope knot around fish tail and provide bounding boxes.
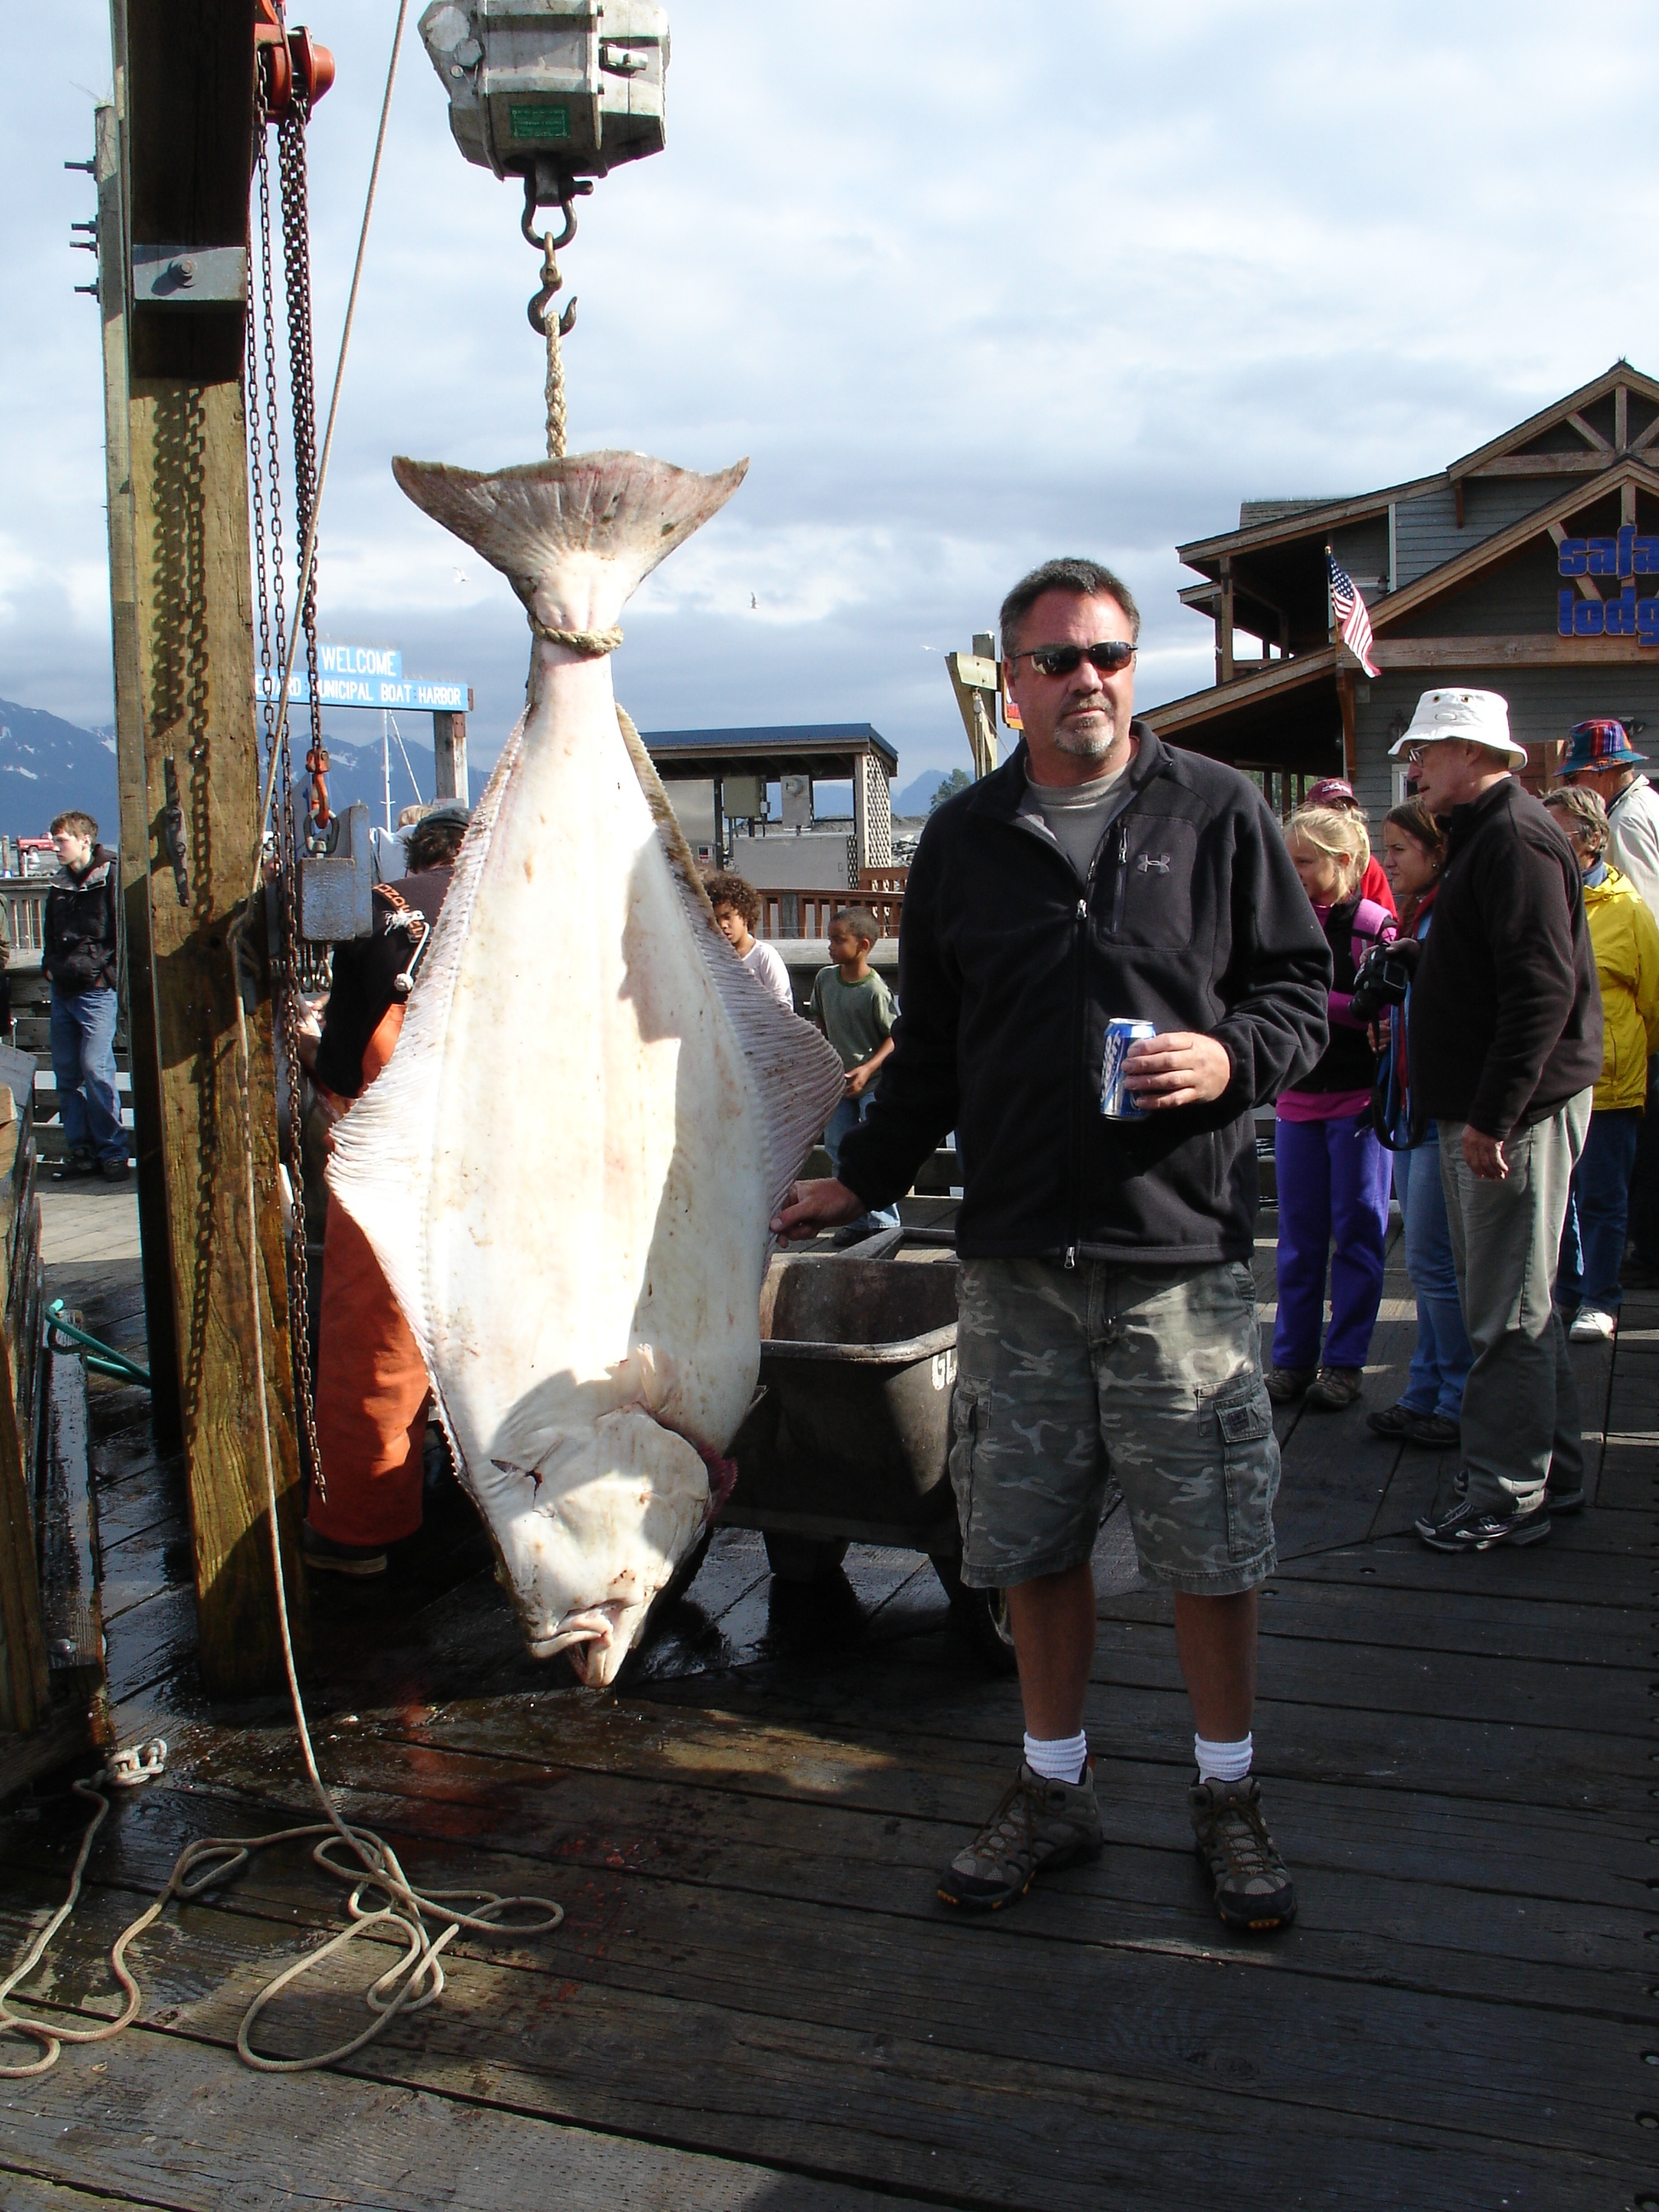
[529,616,624,657]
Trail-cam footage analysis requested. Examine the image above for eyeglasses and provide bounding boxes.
[1010,640,1137,678]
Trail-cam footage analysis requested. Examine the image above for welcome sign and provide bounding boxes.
[1558,528,1659,645]
[253,641,470,712]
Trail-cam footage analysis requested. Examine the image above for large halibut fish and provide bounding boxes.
[327,449,847,1683]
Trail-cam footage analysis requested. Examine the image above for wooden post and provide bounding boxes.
[1219,556,1236,685]
[1336,668,1359,786]
[432,709,469,804]
[114,0,308,1694]
[95,95,183,1451]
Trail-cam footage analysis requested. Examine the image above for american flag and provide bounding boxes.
[1327,551,1380,678]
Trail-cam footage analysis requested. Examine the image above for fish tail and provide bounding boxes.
[392,449,748,634]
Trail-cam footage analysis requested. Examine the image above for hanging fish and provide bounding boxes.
[327,449,847,1684]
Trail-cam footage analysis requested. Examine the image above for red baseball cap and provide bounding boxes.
[1306,777,1359,808]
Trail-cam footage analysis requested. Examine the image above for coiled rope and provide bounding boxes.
[529,616,623,656]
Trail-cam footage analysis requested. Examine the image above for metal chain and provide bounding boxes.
[278,90,329,853]
[247,64,326,1506]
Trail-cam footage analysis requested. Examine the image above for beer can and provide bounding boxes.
[1100,1018,1156,1120]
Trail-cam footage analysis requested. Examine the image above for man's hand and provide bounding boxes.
[1463,1126,1509,1181]
[1124,1033,1232,1111]
[771,1177,866,1241]
[845,1062,873,1098]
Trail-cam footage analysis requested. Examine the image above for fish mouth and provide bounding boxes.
[529,1601,643,1685]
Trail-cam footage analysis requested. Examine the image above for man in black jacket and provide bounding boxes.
[44,809,126,1182]
[774,559,1330,1929]
[1398,690,1602,1551]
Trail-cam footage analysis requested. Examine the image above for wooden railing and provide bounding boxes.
[0,884,47,955]
[756,882,905,941]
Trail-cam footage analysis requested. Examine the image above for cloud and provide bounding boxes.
[6,1,1659,776]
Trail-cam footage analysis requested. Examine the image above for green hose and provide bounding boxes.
[45,1301,152,1389]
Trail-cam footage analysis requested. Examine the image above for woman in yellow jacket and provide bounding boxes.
[1544,784,1659,1340]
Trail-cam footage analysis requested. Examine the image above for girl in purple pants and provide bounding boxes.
[1268,806,1396,1412]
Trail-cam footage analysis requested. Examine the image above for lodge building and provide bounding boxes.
[1145,362,1659,813]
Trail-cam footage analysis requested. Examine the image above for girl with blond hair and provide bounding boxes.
[1266,805,1397,1410]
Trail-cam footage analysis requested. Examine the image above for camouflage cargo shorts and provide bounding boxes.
[950,1255,1278,1598]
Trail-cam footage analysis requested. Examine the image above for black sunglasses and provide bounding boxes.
[1010,640,1137,678]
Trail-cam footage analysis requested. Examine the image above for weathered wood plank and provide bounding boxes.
[0,1877,1644,2208]
[1,2027,930,2212]
[119,0,307,1695]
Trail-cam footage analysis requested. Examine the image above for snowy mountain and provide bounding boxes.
[0,699,119,841]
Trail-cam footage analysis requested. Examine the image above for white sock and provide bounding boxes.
[1195,1732,1253,1786]
[1023,1730,1088,1785]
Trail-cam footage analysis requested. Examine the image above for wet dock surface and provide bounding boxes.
[3,1184,1656,2210]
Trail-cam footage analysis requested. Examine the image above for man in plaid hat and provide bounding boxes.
[1557,720,1659,914]
[1557,721,1659,1279]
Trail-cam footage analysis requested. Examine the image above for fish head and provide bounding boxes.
[475,1405,711,1685]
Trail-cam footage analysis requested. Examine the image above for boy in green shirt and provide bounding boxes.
[810,906,899,1244]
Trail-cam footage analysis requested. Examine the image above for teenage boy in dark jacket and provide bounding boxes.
[1397,690,1603,1552]
[774,558,1330,1930]
[44,809,126,1182]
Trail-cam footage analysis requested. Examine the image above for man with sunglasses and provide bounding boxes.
[773,557,1330,1930]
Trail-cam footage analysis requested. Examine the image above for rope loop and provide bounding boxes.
[529,617,623,657]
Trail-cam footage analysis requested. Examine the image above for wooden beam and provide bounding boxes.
[946,652,999,779]
[1616,383,1629,452]
[1219,556,1235,685]
[432,711,469,805]
[1464,453,1612,478]
[1371,635,1659,669]
[1336,670,1358,785]
[1547,521,1603,602]
[1566,410,1611,451]
[117,0,307,1696]
[95,94,182,1451]
[1633,414,1659,456]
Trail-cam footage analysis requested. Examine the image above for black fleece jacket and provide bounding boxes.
[836,727,1331,1265]
[1408,777,1602,1138]
[44,845,119,993]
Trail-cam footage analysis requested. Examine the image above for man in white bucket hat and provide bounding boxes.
[1388,690,1602,1549]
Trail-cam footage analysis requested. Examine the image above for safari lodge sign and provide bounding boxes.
[1558,529,1659,645]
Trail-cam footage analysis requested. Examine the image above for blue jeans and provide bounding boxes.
[1393,1126,1474,1421]
[1272,1111,1393,1371]
[1557,1106,1642,1313]
[50,985,125,1163]
[824,1089,899,1231]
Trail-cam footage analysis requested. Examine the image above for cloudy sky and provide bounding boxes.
[5,3,1659,789]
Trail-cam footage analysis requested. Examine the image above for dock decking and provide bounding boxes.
[2,1185,1655,2211]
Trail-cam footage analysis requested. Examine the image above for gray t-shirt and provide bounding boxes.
[1026,757,1132,882]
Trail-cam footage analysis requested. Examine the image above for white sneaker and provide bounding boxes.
[1569,1307,1616,1342]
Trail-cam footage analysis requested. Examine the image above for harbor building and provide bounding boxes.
[1150,362,1659,815]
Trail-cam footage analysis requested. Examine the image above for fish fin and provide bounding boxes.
[324,706,533,1357]
[392,450,748,634]
[615,702,716,920]
[613,697,846,1216]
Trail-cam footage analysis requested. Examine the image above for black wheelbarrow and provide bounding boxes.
[723,1239,1016,1671]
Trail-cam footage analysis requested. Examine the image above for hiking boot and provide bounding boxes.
[1415,1492,1551,1551]
[1365,1400,1422,1439]
[1399,1407,1460,1448]
[1305,1366,1363,1412]
[1568,1306,1615,1343]
[937,1759,1103,1912]
[1263,1365,1314,1405]
[100,1157,131,1184]
[1544,1478,1586,1517]
[1188,1773,1297,1930]
[51,1153,97,1182]
[301,1522,387,1577]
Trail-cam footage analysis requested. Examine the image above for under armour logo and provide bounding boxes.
[1136,853,1171,875]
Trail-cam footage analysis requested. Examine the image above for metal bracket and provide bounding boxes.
[160,757,189,906]
[131,242,248,306]
[298,800,375,940]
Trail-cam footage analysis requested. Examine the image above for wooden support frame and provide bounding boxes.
[110,0,307,1696]
[95,97,182,1451]
[432,710,469,805]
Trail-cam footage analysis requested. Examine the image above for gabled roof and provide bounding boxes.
[1371,457,1659,634]
[1176,476,1439,570]
[1447,361,1659,482]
